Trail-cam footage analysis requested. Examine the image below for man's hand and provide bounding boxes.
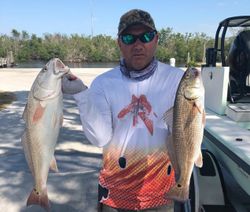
[62,72,88,95]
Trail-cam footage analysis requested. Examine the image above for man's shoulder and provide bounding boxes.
[96,66,120,78]
[91,66,121,89]
[92,66,119,81]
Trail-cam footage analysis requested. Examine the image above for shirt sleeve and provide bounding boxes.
[73,79,112,147]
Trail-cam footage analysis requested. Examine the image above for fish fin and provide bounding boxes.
[22,104,28,121]
[21,133,34,175]
[32,102,45,123]
[50,156,59,172]
[166,135,179,178]
[52,113,58,129]
[195,151,203,168]
[162,107,174,133]
[194,100,203,114]
[202,109,206,126]
[165,183,189,202]
[60,115,64,127]
[27,188,50,211]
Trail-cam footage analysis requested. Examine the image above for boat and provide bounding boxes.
[195,16,250,212]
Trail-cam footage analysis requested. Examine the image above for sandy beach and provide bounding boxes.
[0,68,110,212]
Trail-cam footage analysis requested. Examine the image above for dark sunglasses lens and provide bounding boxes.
[121,31,156,45]
[121,34,135,45]
[141,31,156,43]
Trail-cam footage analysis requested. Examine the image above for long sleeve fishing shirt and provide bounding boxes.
[74,61,184,210]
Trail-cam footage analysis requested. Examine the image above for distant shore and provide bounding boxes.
[0,68,111,91]
[0,66,193,92]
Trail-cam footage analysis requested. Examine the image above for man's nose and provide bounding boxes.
[133,39,144,49]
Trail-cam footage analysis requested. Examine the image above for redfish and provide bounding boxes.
[164,67,205,202]
[21,58,69,211]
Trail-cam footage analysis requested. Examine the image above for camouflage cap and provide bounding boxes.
[118,9,156,35]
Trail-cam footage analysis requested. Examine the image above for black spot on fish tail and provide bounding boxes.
[165,184,189,202]
[27,188,50,211]
[34,188,40,195]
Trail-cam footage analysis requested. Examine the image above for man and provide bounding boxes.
[62,9,184,212]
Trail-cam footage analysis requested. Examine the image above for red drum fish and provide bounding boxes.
[164,67,205,202]
[21,58,69,211]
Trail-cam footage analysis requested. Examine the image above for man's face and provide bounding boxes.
[118,25,158,71]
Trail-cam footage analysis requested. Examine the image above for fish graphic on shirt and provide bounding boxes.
[117,94,157,135]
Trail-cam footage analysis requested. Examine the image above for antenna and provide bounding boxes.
[90,0,94,38]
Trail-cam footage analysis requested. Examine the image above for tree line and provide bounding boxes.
[0,28,233,66]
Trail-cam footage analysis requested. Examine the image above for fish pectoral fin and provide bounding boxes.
[32,102,46,123]
[194,101,203,114]
[50,156,59,172]
[195,151,203,168]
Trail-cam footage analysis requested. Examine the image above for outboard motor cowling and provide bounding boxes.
[228,30,250,100]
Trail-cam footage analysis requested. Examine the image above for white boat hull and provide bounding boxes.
[203,133,250,196]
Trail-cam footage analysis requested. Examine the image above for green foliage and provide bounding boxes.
[0,35,14,57]
[186,60,198,68]
[0,28,232,66]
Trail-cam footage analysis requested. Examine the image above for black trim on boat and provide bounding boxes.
[204,129,250,175]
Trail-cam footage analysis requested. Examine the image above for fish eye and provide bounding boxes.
[185,73,190,78]
[42,66,48,72]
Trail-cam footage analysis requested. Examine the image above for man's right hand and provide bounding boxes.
[62,72,88,95]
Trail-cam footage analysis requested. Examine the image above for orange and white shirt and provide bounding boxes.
[74,61,184,210]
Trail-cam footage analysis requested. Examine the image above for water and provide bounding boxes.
[16,60,118,69]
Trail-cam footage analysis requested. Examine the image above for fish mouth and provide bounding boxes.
[53,59,70,76]
[57,66,70,75]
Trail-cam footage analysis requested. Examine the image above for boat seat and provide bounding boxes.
[226,103,250,122]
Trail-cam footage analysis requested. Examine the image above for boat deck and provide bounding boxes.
[203,109,250,211]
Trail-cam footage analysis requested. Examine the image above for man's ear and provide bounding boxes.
[117,38,122,48]
[155,33,159,43]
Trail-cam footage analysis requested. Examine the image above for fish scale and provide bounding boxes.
[21,58,69,211]
[164,67,205,202]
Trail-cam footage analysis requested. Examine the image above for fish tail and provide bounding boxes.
[165,183,189,202]
[27,188,50,211]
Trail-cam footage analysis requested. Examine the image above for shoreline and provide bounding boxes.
[0,66,191,92]
[0,68,111,91]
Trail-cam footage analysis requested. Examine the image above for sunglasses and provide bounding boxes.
[120,31,157,45]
